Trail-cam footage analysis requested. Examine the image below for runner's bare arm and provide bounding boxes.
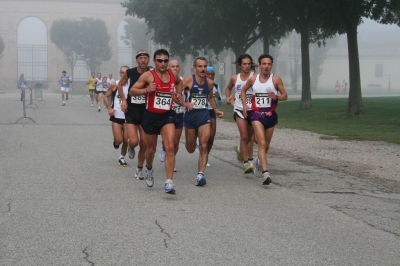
[208,80,223,118]
[241,75,256,117]
[129,72,155,96]
[225,75,236,105]
[104,82,116,116]
[272,75,288,101]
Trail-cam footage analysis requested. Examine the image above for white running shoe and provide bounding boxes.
[262,171,272,185]
[206,162,210,167]
[174,168,177,172]
[164,181,176,194]
[135,168,145,180]
[128,146,135,159]
[159,148,166,162]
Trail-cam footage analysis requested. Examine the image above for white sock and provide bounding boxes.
[237,145,241,152]
[119,155,124,159]
[166,179,172,184]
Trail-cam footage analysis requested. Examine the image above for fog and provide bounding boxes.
[4,1,400,93]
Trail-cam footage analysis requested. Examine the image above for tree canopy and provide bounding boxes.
[50,18,111,74]
[120,19,153,62]
[123,0,270,64]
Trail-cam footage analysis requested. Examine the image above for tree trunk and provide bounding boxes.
[300,24,312,108]
[233,47,241,74]
[346,23,363,115]
[263,33,270,55]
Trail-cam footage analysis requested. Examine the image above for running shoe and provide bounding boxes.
[118,157,127,167]
[145,168,154,187]
[91,103,93,107]
[206,162,210,167]
[174,168,177,172]
[159,148,166,162]
[128,146,135,159]
[234,145,243,162]
[262,171,272,185]
[103,105,106,108]
[98,107,101,112]
[62,102,66,106]
[135,168,145,180]
[113,141,119,149]
[253,158,262,178]
[195,173,206,186]
[244,162,253,174]
[164,181,176,194]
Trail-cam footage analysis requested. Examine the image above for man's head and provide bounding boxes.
[108,73,113,79]
[97,72,102,79]
[206,66,215,80]
[153,49,170,72]
[62,70,66,76]
[136,50,150,70]
[236,54,254,74]
[169,60,180,73]
[258,54,273,75]
[119,66,129,79]
[193,57,208,77]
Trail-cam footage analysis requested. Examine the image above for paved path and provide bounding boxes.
[1,90,399,265]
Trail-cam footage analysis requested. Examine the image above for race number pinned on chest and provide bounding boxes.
[173,105,186,114]
[239,94,253,108]
[191,94,207,109]
[154,92,172,110]
[116,96,122,108]
[255,93,271,108]
[131,95,145,104]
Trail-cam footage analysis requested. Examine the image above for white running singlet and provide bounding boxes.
[252,73,277,109]
[234,72,254,110]
[113,80,129,119]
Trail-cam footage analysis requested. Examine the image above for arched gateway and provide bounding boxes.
[0,0,131,90]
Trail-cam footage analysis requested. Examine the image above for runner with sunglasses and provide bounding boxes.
[129,49,183,195]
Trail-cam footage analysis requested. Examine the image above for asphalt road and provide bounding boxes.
[1,90,399,266]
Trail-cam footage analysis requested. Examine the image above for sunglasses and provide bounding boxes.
[155,58,169,63]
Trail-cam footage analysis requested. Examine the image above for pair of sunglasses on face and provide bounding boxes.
[155,58,169,63]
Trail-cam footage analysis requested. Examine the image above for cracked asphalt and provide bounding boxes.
[1,90,400,265]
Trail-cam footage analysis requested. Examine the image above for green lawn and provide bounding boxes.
[218,97,400,144]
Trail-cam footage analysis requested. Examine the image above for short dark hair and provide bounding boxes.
[62,70,66,73]
[153,49,169,59]
[258,54,274,64]
[235,54,255,67]
[193,57,207,67]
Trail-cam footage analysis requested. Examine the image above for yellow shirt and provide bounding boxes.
[88,77,96,90]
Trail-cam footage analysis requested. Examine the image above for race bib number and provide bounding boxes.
[239,94,253,109]
[116,97,122,108]
[191,94,207,109]
[255,93,271,108]
[131,95,145,104]
[173,105,186,114]
[154,92,172,110]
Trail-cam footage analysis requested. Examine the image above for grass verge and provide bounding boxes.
[218,97,400,144]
